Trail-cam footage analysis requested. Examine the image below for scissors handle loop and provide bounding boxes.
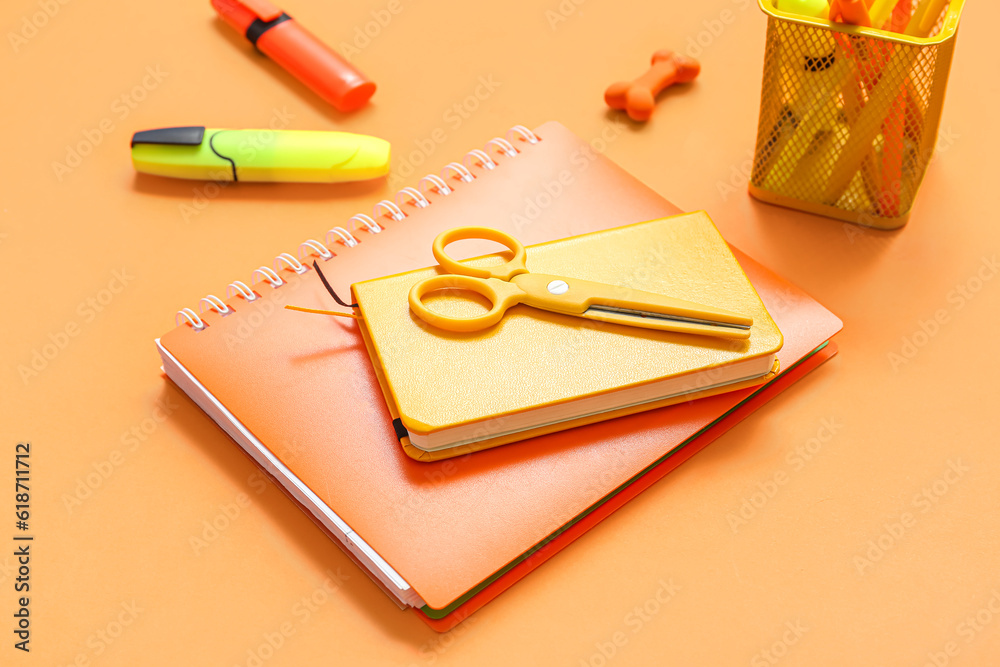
[409,273,515,333]
[432,226,528,281]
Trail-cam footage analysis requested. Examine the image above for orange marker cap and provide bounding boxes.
[829,0,873,27]
[210,0,376,112]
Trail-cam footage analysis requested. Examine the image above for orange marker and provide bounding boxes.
[829,0,873,26]
[211,0,375,112]
[878,0,913,216]
[604,50,701,122]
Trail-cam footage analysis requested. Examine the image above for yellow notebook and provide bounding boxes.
[352,212,784,460]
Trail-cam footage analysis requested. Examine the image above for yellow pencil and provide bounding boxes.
[822,43,919,205]
[906,0,949,36]
[868,0,898,29]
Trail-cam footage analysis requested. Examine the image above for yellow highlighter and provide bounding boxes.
[130,126,390,183]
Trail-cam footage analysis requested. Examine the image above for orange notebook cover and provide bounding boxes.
[156,121,843,625]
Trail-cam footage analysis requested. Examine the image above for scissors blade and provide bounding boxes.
[510,273,754,339]
[583,305,752,339]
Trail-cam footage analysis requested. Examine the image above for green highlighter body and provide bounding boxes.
[130,126,390,183]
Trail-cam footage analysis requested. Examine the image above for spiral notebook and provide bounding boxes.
[156,121,843,629]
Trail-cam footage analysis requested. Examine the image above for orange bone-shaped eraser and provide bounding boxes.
[604,50,701,121]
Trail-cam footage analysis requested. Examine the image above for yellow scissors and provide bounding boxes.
[408,227,754,339]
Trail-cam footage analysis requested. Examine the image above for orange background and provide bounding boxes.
[2,0,998,665]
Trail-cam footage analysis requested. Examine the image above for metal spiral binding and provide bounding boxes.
[396,187,429,209]
[442,162,475,182]
[227,281,257,302]
[251,266,284,288]
[176,308,206,330]
[199,295,231,315]
[372,200,405,223]
[487,137,518,158]
[507,125,539,145]
[418,174,452,196]
[351,213,383,234]
[326,227,358,248]
[175,124,541,330]
[275,253,308,274]
[464,149,496,171]
[297,241,332,262]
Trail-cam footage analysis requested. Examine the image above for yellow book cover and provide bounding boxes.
[352,212,783,460]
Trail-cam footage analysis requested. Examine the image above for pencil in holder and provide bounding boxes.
[748,0,964,229]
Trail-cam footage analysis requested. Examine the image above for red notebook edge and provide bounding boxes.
[413,341,838,631]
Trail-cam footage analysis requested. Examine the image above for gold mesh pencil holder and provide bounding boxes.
[749,0,964,229]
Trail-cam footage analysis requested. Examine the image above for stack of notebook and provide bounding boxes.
[354,212,786,459]
[157,121,842,630]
